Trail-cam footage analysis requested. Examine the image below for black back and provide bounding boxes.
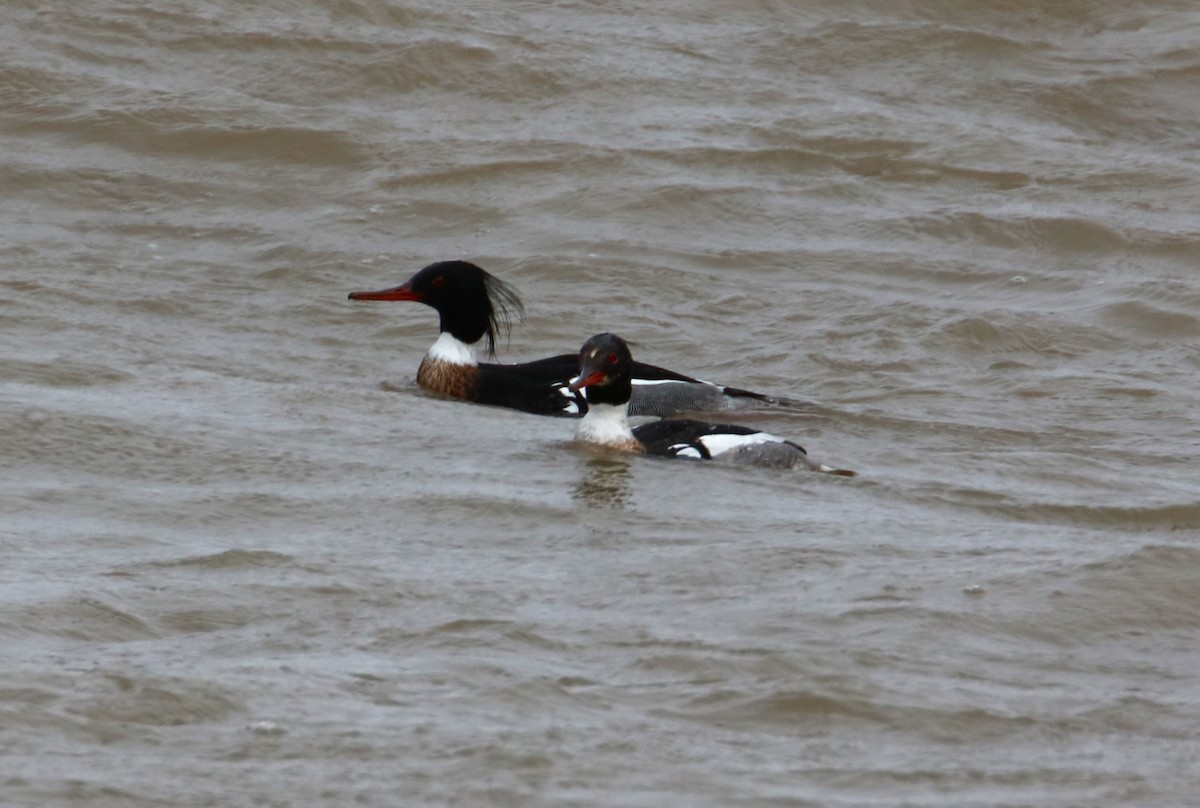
[476,358,586,416]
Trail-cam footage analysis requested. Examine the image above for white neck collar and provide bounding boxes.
[426,331,477,366]
[575,401,635,447]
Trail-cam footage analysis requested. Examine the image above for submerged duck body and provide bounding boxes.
[570,333,855,475]
[348,260,779,418]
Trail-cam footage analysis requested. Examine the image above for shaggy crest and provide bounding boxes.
[480,271,525,357]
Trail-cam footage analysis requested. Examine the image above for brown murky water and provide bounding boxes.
[3,2,1199,805]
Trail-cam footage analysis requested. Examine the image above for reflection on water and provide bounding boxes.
[571,453,633,509]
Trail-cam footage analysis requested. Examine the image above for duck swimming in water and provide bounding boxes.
[348,260,784,418]
[569,333,855,474]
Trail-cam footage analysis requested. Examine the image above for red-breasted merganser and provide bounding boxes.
[569,333,855,474]
[348,260,783,418]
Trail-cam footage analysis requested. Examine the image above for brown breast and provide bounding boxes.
[417,358,480,400]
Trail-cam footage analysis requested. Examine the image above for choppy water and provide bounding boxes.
[4,1,1200,806]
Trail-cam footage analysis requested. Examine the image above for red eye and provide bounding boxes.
[431,276,446,287]
[608,353,618,364]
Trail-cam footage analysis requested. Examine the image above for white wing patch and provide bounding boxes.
[696,431,784,458]
[553,383,581,414]
[669,444,703,459]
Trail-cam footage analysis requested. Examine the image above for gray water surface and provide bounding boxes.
[3,2,1199,806]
